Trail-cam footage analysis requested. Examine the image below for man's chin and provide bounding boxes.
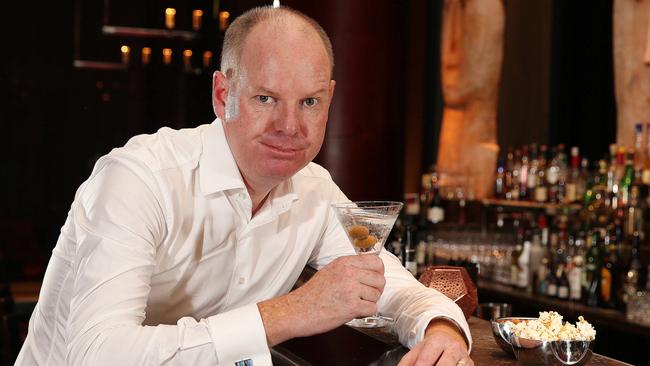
[261,161,308,180]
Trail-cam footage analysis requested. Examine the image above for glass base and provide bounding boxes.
[346,315,393,328]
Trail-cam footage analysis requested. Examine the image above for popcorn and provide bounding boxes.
[506,311,596,341]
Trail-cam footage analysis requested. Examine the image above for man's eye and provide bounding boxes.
[256,95,274,104]
[303,98,318,107]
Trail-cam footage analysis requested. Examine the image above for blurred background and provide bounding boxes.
[0,0,616,282]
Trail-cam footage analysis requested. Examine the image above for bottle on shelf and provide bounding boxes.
[557,264,570,300]
[568,254,583,301]
[427,170,445,226]
[403,226,417,276]
[535,145,549,203]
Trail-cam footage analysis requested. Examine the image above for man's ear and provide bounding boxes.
[212,71,228,119]
[329,79,336,99]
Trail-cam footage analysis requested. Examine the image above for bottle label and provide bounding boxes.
[535,186,548,202]
[565,183,577,203]
[427,207,444,223]
[558,286,569,299]
[547,283,557,296]
[547,168,559,184]
[643,169,650,185]
[518,267,529,289]
[601,268,612,302]
[569,268,582,300]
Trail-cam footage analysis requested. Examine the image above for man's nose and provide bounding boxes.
[273,103,301,135]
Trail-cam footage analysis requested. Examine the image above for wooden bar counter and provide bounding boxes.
[273,317,631,365]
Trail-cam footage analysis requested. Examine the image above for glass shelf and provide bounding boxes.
[102,25,198,41]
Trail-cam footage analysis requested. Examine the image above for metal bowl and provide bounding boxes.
[511,335,594,366]
[490,317,537,356]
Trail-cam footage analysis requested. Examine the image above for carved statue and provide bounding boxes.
[613,0,650,148]
[436,0,504,199]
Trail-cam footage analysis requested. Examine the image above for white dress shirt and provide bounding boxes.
[16,119,471,366]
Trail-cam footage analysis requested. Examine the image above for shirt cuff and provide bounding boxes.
[408,312,473,353]
[206,303,272,365]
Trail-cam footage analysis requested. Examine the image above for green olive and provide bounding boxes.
[354,235,378,249]
[348,225,370,240]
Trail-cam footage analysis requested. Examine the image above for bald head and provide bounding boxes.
[220,6,334,80]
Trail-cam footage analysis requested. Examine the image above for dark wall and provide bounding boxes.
[550,0,617,162]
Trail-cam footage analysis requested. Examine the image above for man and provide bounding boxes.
[17,6,474,366]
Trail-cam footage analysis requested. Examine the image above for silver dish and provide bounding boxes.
[511,335,594,366]
[490,317,537,356]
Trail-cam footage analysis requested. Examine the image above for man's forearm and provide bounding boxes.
[425,318,470,350]
[257,292,305,347]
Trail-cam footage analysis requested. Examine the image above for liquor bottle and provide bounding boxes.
[626,186,644,237]
[634,123,645,170]
[505,147,515,200]
[576,157,590,201]
[416,240,427,277]
[643,122,650,185]
[511,148,522,200]
[519,146,530,200]
[527,144,540,201]
[585,230,601,306]
[557,264,570,300]
[547,146,561,203]
[419,168,433,226]
[568,254,583,301]
[537,257,549,295]
[427,171,445,225]
[600,235,620,309]
[565,147,581,203]
[404,226,417,276]
[495,155,506,199]
[621,232,642,306]
[517,235,532,290]
[535,145,549,202]
[546,261,558,298]
[619,149,635,207]
[529,219,545,294]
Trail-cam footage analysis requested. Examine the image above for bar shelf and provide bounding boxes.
[102,25,198,41]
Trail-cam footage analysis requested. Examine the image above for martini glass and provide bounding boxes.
[331,201,404,328]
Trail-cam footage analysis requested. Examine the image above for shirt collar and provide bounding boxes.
[199,118,247,195]
[199,119,299,213]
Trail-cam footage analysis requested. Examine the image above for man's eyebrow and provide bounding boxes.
[251,86,329,96]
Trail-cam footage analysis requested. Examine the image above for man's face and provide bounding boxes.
[214,19,335,188]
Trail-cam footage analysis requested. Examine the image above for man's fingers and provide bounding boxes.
[346,254,384,273]
[355,299,378,318]
[356,268,386,291]
[413,342,443,366]
[358,284,382,302]
[397,346,419,366]
[428,350,458,366]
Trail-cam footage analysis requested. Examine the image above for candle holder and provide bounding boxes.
[192,10,203,31]
[202,50,213,69]
[165,8,176,30]
[141,47,152,65]
[162,48,172,65]
[219,11,230,32]
[120,45,130,65]
[183,49,193,71]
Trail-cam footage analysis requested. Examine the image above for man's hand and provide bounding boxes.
[258,255,385,346]
[398,319,474,366]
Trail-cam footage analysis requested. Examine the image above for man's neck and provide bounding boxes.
[241,175,281,217]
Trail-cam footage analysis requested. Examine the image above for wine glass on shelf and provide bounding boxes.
[331,201,404,328]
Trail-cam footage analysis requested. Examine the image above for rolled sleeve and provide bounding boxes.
[378,251,473,351]
[207,303,272,365]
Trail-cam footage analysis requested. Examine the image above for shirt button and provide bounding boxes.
[238,277,246,285]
